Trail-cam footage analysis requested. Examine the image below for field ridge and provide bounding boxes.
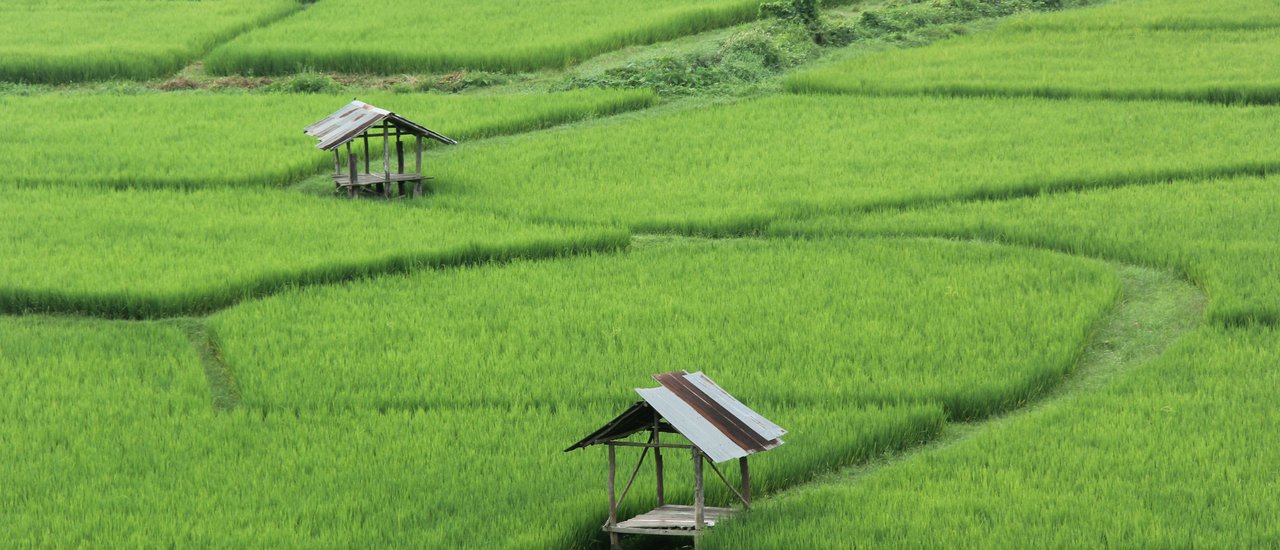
[704,252,1207,547]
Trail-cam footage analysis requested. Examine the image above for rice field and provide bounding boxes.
[0,0,299,84]
[0,188,626,318]
[428,94,1280,233]
[780,175,1280,326]
[210,238,1120,419]
[786,0,1280,103]
[0,237,1121,544]
[205,0,773,75]
[9,0,1280,546]
[0,89,654,188]
[703,325,1280,548]
[786,28,1280,104]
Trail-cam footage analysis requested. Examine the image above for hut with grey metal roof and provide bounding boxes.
[305,100,456,199]
[566,371,786,549]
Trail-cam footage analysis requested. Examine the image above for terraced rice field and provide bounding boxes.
[0,90,654,188]
[0,0,299,84]
[206,0,783,75]
[5,0,1280,547]
[786,0,1280,103]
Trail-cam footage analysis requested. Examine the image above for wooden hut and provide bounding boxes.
[305,100,456,199]
[566,371,786,549]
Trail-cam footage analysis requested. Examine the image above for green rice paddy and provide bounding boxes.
[5,0,1280,546]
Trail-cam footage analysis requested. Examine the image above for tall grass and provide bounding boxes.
[0,188,627,319]
[205,0,766,75]
[786,0,1280,104]
[426,95,1280,234]
[775,175,1280,326]
[0,89,655,188]
[210,238,1120,420]
[703,326,1280,548]
[0,0,299,84]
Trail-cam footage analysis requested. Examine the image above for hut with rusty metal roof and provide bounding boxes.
[305,100,456,199]
[566,371,786,549]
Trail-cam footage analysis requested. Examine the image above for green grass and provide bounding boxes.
[205,0,779,75]
[0,89,655,188]
[426,94,1280,233]
[786,27,1280,104]
[0,0,299,84]
[0,188,627,319]
[703,325,1280,548]
[777,175,1280,326]
[210,238,1120,419]
[786,0,1280,104]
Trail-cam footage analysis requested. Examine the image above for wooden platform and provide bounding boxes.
[605,505,736,536]
[333,173,425,187]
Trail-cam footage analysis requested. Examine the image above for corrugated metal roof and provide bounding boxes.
[565,371,785,463]
[304,100,458,151]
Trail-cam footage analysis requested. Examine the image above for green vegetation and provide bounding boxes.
[1000,0,1280,31]
[776,175,1280,326]
[0,89,653,188]
[12,227,1131,544]
[0,188,626,318]
[211,238,1119,419]
[0,0,298,84]
[0,314,936,547]
[205,0,775,75]
[704,325,1280,548]
[430,94,1280,233]
[787,0,1280,103]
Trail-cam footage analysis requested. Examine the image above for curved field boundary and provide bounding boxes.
[701,247,1207,549]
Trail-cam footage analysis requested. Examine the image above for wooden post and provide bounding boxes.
[693,448,705,531]
[415,135,423,175]
[608,445,621,550]
[740,457,751,508]
[396,140,406,196]
[347,150,358,200]
[653,418,665,507]
[383,124,391,180]
[363,133,370,174]
[333,150,341,177]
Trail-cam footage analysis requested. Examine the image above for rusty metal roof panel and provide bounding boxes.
[638,371,784,463]
[685,371,786,441]
[636,385,748,463]
[305,100,457,150]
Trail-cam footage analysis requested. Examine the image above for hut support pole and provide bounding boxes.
[396,140,405,196]
[333,150,340,177]
[347,150,358,200]
[607,445,620,550]
[413,135,424,198]
[653,423,664,507]
[363,133,370,174]
[382,125,391,198]
[740,457,751,508]
[415,135,423,175]
[693,448,705,531]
